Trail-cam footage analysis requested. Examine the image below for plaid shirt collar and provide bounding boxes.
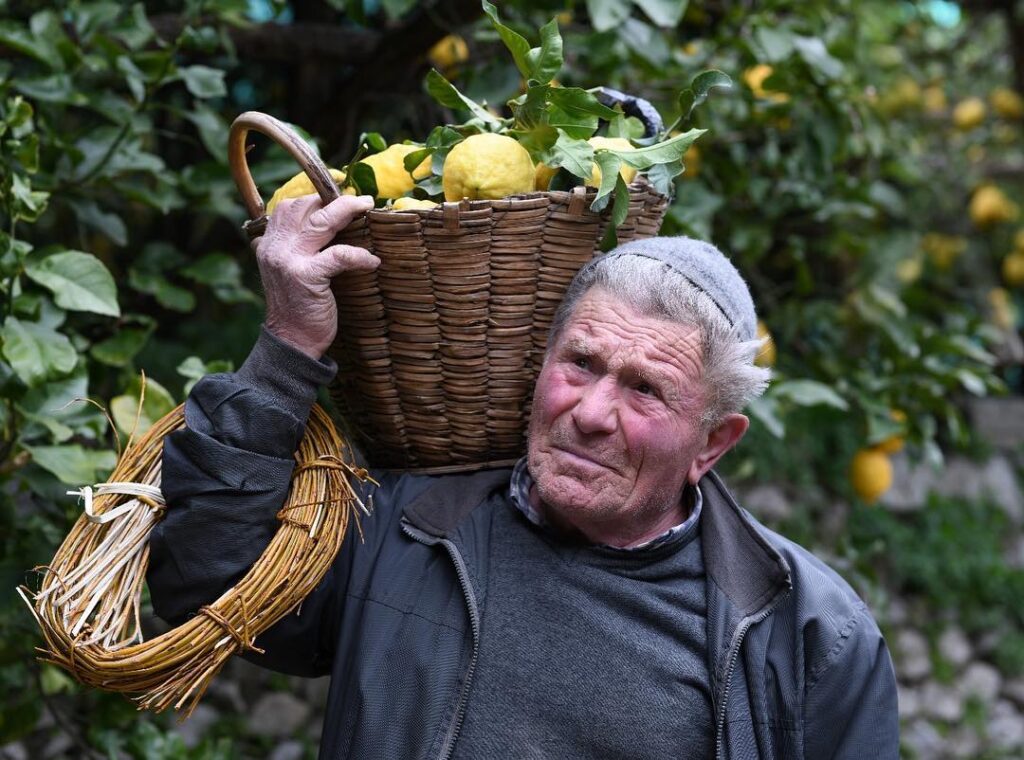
[508,456,702,551]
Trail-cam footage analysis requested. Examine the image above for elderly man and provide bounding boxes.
[148,194,899,759]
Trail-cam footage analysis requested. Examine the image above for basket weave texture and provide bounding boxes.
[324,180,668,472]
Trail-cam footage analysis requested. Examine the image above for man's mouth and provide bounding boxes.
[554,446,619,474]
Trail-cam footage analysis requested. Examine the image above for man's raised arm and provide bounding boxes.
[146,193,379,676]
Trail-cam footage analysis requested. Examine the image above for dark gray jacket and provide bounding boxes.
[149,329,899,760]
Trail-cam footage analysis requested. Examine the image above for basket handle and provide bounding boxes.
[228,111,341,240]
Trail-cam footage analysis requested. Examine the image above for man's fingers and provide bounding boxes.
[307,195,374,236]
[313,244,381,279]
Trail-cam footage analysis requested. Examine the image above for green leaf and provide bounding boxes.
[181,253,257,304]
[25,250,120,317]
[792,35,843,80]
[381,0,418,19]
[10,174,49,222]
[676,70,732,126]
[482,0,532,79]
[116,55,146,103]
[110,376,176,437]
[404,147,434,174]
[955,369,986,397]
[179,64,227,99]
[349,162,379,198]
[1,318,77,387]
[18,367,92,442]
[633,0,688,27]
[586,0,631,32]
[512,124,559,157]
[25,444,118,486]
[91,323,154,367]
[551,87,620,120]
[185,103,228,162]
[746,396,785,438]
[65,199,128,246]
[542,131,594,179]
[425,69,503,128]
[754,28,795,62]
[599,177,631,250]
[608,128,705,169]
[525,18,564,84]
[590,150,622,210]
[771,379,849,410]
[0,20,58,64]
[359,131,388,154]
[646,160,682,197]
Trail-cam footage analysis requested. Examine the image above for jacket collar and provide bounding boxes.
[399,466,791,615]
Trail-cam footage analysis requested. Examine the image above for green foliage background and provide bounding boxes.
[0,0,1022,755]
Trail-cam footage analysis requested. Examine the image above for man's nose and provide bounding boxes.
[571,377,619,435]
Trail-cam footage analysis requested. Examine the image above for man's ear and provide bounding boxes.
[687,413,749,485]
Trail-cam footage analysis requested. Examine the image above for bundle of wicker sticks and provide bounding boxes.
[20,401,371,717]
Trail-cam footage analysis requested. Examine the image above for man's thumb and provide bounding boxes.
[313,244,381,280]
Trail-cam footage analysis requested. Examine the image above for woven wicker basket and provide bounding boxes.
[229,111,669,472]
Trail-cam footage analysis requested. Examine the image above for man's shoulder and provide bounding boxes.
[734,502,878,637]
[369,466,512,539]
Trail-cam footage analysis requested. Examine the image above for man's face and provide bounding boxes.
[527,288,712,545]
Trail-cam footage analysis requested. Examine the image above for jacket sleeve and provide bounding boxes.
[147,325,356,676]
[802,602,900,759]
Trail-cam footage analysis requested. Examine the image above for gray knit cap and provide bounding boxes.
[581,236,757,341]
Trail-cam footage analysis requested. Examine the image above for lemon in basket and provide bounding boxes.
[392,197,438,211]
[266,169,352,214]
[362,144,432,199]
[443,134,535,201]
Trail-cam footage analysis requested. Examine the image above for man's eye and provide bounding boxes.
[635,382,654,396]
[573,357,589,370]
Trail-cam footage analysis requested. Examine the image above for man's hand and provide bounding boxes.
[255,193,380,359]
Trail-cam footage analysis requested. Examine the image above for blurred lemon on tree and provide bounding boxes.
[1003,251,1024,287]
[952,96,986,130]
[989,287,1018,329]
[876,410,908,454]
[443,133,535,201]
[921,233,967,269]
[266,168,350,214]
[849,448,894,504]
[682,143,701,180]
[990,86,1024,119]
[922,85,947,114]
[362,144,432,199]
[428,34,469,71]
[970,184,1018,228]
[754,320,775,367]
[743,64,789,103]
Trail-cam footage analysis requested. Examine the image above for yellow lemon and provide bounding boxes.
[442,133,535,201]
[535,162,558,191]
[428,34,469,71]
[1014,228,1024,251]
[555,10,573,25]
[896,255,923,284]
[849,448,894,504]
[989,287,1017,329]
[586,136,638,187]
[362,144,432,200]
[392,197,438,211]
[754,320,775,367]
[952,97,986,131]
[682,143,701,180]
[922,85,947,114]
[921,233,967,270]
[990,87,1024,120]
[743,64,789,103]
[876,410,908,454]
[266,169,350,214]
[1003,251,1024,287]
[970,185,1018,228]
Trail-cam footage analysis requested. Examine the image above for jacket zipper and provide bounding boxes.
[401,523,481,760]
[714,586,792,760]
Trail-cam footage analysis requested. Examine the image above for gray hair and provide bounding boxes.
[546,255,771,428]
